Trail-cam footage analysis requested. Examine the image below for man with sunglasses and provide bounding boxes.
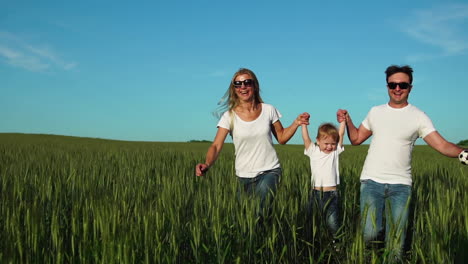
[336,65,465,260]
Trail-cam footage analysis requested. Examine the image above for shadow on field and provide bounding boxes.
[454,235,468,264]
[404,194,416,256]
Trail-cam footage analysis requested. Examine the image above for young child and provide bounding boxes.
[302,120,345,239]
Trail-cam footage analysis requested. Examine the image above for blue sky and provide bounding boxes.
[1,0,467,145]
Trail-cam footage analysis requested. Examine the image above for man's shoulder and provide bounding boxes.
[405,104,428,115]
[374,104,388,109]
[407,103,422,110]
[369,104,388,113]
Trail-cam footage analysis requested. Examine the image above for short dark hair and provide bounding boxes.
[385,65,414,84]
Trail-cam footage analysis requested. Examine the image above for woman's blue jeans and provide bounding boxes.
[237,167,281,219]
[360,179,411,258]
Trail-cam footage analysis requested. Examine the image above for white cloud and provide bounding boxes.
[401,3,468,61]
[0,45,20,58]
[0,31,77,72]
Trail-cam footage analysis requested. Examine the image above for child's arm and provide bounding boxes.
[338,120,345,148]
[302,124,313,150]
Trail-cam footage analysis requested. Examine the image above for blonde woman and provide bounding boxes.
[195,68,309,218]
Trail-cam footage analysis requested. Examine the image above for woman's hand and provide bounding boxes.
[195,163,210,176]
[296,112,310,126]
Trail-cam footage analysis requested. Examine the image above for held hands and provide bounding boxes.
[296,112,310,126]
[195,163,209,176]
[336,109,348,123]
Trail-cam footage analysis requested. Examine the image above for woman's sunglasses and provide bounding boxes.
[233,79,254,88]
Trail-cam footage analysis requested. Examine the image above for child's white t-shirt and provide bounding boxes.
[304,144,344,187]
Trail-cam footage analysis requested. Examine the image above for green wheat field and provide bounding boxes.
[0,133,467,263]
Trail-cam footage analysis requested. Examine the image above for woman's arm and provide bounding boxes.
[195,127,229,176]
[272,112,310,145]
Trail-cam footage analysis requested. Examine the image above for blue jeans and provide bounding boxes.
[309,189,340,237]
[238,167,282,218]
[360,179,411,258]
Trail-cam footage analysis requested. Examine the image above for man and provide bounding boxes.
[336,65,465,259]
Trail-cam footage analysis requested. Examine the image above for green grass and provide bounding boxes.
[0,133,466,263]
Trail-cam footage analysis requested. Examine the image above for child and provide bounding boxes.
[302,120,345,239]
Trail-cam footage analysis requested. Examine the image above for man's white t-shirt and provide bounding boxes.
[360,103,436,185]
[304,144,344,187]
[217,103,281,178]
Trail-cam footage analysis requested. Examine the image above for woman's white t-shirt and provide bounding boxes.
[217,103,281,178]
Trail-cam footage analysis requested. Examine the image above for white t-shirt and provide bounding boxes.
[305,144,344,187]
[360,103,436,185]
[217,103,281,178]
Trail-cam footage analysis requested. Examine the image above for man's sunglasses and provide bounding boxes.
[233,79,254,88]
[387,82,411,90]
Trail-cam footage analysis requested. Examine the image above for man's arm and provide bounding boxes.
[337,109,372,145]
[423,131,464,157]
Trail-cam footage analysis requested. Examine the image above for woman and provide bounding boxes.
[195,68,309,217]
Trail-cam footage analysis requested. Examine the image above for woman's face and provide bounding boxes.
[233,74,254,102]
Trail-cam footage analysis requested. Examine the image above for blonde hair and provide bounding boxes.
[316,123,340,143]
[214,68,264,133]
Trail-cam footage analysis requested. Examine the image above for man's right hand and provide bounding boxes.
[337,109,348,123]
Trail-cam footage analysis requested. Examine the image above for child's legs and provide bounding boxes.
[323,190,340,236]
[311,190,340,236]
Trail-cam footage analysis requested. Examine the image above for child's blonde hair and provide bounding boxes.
[316,123,340,142]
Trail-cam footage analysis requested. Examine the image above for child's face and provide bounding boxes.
[316,136,338,154]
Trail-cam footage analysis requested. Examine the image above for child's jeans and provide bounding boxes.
[309,189,340,236]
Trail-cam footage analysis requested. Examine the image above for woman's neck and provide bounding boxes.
[236,101,259,112]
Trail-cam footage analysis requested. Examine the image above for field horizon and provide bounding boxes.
[1,133,466,263]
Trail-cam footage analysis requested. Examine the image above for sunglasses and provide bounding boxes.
[387,82,411,90]
[233,79,254,88]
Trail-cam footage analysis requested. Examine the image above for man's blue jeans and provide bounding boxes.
[360,179,411,258]
[238,167,281,218]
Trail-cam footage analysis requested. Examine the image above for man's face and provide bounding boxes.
[387,72,412,108]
